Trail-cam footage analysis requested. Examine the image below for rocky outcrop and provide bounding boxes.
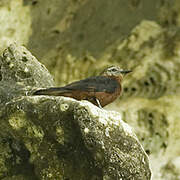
[0,43,151,179]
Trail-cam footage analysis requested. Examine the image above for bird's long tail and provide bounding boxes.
[33,87,68,96]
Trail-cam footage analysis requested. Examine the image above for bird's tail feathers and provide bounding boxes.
[33,87,69,96]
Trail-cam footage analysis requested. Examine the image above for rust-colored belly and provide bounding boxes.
[60,86,121,107]
[93,88,121,107]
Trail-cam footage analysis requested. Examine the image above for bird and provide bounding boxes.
[33,66,132,108]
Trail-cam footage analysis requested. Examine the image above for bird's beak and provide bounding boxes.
[120,70,132,74]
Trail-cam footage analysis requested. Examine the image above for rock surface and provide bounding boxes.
[0,43,151,179]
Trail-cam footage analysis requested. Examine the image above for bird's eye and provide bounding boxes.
[111,68,117,72]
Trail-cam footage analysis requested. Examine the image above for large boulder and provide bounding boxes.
[0,43,151,179]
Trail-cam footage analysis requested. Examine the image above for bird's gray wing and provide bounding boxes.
[33,76,119,95]
[64,76,119,93]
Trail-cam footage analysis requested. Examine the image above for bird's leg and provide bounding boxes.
[94,98,102,108]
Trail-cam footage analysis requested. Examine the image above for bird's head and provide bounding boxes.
[100,66,132,79]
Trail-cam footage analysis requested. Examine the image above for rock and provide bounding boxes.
[0,43,54,106]
[0,43,151,179]
[74,102,151,179]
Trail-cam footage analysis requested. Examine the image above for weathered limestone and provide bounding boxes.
[0,43,151,179]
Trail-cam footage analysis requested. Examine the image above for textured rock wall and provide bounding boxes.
[0,0,180,179]
[106,20,180,180]
[0,0,31,53]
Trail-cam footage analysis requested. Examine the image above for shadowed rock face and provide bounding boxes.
[0,43,151,179]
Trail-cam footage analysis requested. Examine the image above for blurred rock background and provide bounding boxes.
[0,0,180,179]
